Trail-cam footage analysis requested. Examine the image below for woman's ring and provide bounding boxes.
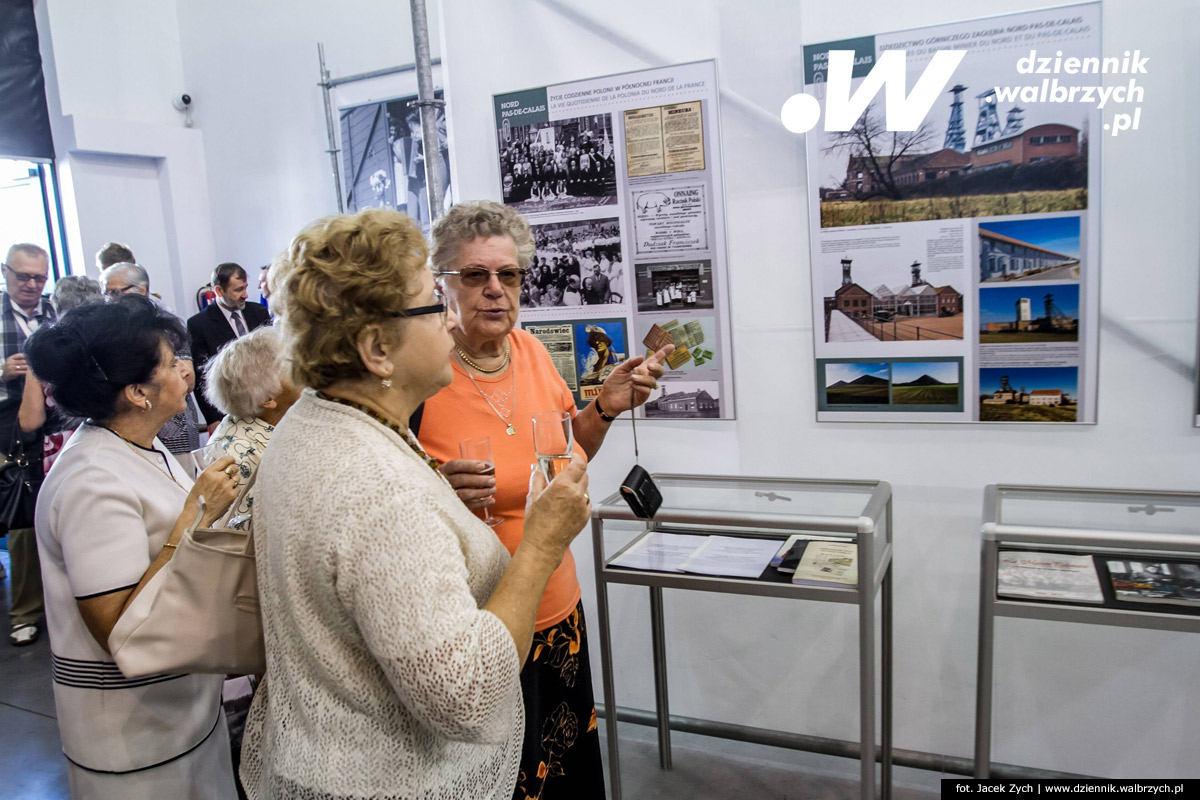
[584,493,590,504]
[225,466,237,477]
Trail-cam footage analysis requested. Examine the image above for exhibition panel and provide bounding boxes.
[591,474,893,800]
[803,4,1104,424]
[975,484,1200,778]
[495,61,737,419]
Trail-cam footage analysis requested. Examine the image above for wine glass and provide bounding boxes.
[187,445,217,480]
[532,410,573,483]
[459,436,503,528]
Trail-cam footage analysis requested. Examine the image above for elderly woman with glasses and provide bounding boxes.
[240,208,591,800]
[417,201,671,800]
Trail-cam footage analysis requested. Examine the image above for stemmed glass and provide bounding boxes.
[459,436,503,527]
[187,446,217,480]
[532,411,573,483]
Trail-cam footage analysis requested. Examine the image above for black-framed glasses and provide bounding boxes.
[1,263,48,286]
[390,289,447,323]
[437,267,527,288]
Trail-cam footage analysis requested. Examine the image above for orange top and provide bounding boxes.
[418,329,584,631]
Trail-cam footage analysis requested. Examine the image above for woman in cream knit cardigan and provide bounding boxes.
[240,208,592,799]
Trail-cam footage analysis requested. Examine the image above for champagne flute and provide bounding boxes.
[532,410,573,482]
[459,436,503,528]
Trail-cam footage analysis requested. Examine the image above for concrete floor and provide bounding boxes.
[0,545,944,799]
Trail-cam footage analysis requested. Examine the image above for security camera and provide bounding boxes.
[172,94,192,112]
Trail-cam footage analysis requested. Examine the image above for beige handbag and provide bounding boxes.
[109,470,265,677]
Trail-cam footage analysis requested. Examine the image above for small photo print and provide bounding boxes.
[979,215,1081,284]
[523,217,624,309]
[643,380,721,419]
[575,320,628,401]
[498,115,617,213]
[824,362,890,405]
[635,259,714,312]
[978,283,1079,343]
[979,366,1078,422]
[890,361,961,405]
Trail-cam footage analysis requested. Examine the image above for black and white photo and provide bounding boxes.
[498,115,617,213]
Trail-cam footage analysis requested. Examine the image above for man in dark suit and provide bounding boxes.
[187,262,270,428]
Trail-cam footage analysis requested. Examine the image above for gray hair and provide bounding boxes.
[203,326,284,419]
[430,200,535,271]
[100,262,150,291]
[5,242,49,265]
[52,275,103,313]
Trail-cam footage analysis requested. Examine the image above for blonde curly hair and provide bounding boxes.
[275,208,428,390]
[430,200,535,272]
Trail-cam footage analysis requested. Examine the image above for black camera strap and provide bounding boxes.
[630,382,640,464]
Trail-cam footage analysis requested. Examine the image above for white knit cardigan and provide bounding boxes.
[240,391,523,799]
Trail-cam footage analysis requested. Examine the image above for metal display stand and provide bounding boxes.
[975,484,1200,778]
[590,473,893,800]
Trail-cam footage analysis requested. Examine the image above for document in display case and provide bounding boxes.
[591,474,893,800]
[975,484,1200,779]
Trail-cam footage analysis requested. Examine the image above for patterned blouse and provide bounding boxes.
[202,415,275,529]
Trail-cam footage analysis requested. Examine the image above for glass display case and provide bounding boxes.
[974,484,1200,778]
[590,473,893,800]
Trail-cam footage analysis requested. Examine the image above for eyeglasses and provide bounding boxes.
[437,267,527,288]
[1,263,48,286]
[390,289,447,323]
[104,285,140,299]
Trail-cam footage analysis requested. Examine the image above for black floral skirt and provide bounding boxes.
[512,601,606,800]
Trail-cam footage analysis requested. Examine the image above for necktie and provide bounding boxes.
[231,311,246,337]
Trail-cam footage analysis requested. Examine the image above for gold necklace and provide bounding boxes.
[465,367,517,436]
[455,339,510,374]
[96,424,184,489]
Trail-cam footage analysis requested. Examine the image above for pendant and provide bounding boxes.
[506,424,516,436]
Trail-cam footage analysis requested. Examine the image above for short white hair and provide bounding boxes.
[100,262,149,290]
[203,326,283,419]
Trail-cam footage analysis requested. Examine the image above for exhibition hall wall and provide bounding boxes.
[32,0,1200,779]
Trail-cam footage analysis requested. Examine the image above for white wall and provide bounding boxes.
[173,0,443,272]
[31,0,1200,780]
[36,0,215,313]
[441,0,1200,778]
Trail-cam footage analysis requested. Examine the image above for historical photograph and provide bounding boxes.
[642,379,721,419]
[979,366,1078,422]
[890,361,960,405]
[823,362,890,405]
[498,114,617,213]
[809,17,1096,228]
[635,259,714,312]
[339,92,452,232]
[978,284,1079,343]
[522,217,623,309]
[824,255,963,343]
[979,216,1081,283]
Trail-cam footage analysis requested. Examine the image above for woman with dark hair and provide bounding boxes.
[27,295,241,799]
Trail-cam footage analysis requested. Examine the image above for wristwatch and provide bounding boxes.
[594,397,619,423]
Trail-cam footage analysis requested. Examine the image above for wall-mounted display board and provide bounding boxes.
[339,91,453,232]
[495,60,735,419]
[804,3,1101,423]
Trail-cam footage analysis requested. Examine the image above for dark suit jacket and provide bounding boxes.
[187,301,270,424]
